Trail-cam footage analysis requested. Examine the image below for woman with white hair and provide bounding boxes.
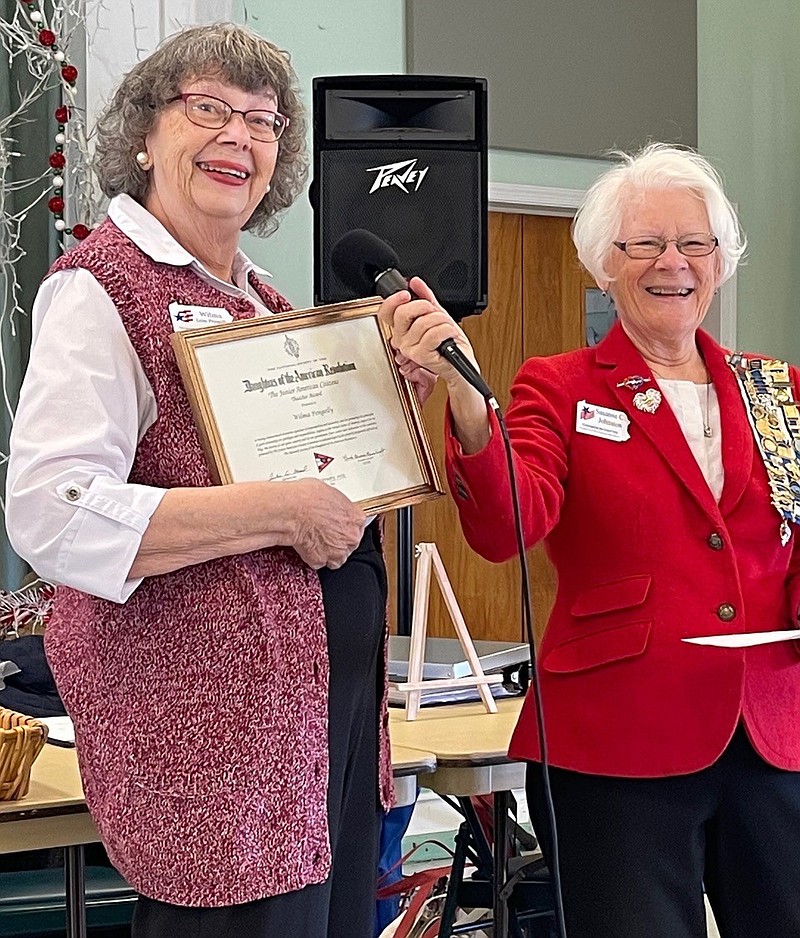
[380,143,800,936]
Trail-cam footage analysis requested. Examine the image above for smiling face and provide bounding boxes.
[602,186,722,348]
[142,77,279,243]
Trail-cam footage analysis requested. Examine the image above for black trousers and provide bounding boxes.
[526,724,800,938]
[132,526,386,938]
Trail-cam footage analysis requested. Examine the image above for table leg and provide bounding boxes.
[64,844,87,938]
[493,790,511,937]
[439,822,470,938]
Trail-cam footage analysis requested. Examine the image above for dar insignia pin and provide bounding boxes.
[616,375,651,391]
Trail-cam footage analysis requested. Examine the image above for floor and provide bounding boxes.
[405,788,722,938]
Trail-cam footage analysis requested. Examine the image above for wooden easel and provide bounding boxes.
[392,542,503,721]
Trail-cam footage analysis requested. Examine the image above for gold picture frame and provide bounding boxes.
[170,297,443,514]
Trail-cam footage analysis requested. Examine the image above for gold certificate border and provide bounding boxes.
[170,297,444,513]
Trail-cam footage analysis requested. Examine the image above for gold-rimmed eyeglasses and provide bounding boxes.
[168,93,289,143]
[613,233,719,259]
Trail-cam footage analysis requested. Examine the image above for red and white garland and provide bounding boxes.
[15,0,94,240]
[0,0,101,526]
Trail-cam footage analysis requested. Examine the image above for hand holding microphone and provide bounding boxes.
[330,229,496,404]
[380,275,473,382]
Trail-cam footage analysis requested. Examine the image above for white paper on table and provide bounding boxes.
[40,715,75,745]
[682,629,800,647]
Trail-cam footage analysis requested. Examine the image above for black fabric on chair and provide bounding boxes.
[0,635,65,717]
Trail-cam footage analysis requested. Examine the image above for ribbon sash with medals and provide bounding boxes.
[727,353,800,546]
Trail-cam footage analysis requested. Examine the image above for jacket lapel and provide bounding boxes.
[595,323,721,521]
[697,330,753,514]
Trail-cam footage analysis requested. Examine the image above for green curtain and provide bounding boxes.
[1,0,59,589]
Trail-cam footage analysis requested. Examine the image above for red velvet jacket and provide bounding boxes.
[446,323,800,777]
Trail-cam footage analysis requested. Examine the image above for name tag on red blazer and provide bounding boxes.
[575,399,630,442]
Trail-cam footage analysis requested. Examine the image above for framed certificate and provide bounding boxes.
[170,297,443,513]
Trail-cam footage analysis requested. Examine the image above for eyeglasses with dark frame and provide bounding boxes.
[167,93,289,143]
[613,233,719,259]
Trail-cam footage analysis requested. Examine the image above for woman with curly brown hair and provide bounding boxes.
[6,23,421,938]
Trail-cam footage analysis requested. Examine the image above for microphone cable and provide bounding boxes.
[330,228,568,934]
[493,399,567,938]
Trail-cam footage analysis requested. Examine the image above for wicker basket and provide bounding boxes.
[0,707,49,801]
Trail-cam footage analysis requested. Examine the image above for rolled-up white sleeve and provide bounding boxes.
[6,268,167,603]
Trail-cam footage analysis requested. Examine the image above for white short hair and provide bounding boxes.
[572,143,746,287]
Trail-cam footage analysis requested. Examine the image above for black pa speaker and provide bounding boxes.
[311,75,488,320]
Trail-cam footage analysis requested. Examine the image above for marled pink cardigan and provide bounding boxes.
[44,219,393,906]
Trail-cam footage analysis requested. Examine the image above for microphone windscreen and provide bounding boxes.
[330,229,401,296]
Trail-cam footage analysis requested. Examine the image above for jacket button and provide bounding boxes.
[717,603,736,622]
[707,532,724,550]
[65,486,81,502]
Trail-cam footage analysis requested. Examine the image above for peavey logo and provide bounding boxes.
[366,158,429,195]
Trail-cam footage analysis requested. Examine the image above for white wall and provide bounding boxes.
[84,1,237,128]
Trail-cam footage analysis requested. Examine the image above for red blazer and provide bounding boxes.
[446,323,800,776]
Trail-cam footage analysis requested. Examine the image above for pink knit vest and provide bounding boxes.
[44,219,393,906]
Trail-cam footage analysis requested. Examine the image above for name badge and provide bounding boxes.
[169,302,234,332]
[576,399,630,442]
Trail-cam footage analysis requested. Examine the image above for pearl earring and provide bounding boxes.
[265,183,271,193]
[135,151,150,169]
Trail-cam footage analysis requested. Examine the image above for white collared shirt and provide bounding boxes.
[6,194,276,603]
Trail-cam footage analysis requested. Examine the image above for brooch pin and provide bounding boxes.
[616,375,651,391]
[633,388,662,414]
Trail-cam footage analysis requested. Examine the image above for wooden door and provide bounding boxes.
[383,211,590,642]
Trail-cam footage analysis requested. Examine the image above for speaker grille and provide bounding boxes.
[317,147,484,314]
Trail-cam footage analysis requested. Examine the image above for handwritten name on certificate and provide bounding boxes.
[172,299,442,514]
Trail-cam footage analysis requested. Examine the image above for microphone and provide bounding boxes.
[330,229,496,402]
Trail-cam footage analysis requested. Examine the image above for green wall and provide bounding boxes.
[698,0,800,360]
[240,0,405,308]
[489,149,608,191]
[246,0,800,363]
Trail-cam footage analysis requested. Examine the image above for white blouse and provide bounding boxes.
[654,378,724,502]
[6,195,276,603]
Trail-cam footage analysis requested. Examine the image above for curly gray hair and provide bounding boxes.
[572,142,746,287]
[93,22,307,236]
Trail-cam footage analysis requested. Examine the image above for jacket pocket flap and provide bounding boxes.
[571,575,652,617]
[543,620,651,674]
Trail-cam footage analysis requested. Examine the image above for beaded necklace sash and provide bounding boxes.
[727,353,800,546]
